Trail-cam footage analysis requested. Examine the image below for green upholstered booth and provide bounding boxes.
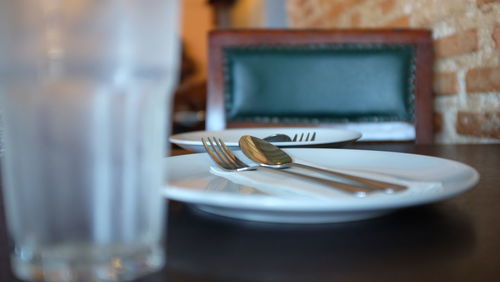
[207,29,433,144]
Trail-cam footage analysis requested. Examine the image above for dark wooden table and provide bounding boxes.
[1,144,499,282]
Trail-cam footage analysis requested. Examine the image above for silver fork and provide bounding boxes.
[202,137,373,197]
[292,132,316,142]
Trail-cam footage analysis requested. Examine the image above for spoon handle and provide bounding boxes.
[257,166,372,197]
[289,163,407,192]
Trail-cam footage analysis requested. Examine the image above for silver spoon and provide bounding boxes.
[239,135,407,193]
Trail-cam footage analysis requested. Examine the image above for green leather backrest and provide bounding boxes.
[223,44,416,123]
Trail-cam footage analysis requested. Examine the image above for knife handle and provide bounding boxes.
[289,163,407,193]
[255,166,372,197]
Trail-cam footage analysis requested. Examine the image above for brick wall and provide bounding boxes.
[287,0,500,143]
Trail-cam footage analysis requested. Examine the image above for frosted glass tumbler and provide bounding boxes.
[0,0,180,281]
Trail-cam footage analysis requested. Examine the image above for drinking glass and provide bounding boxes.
[0,0,180,281]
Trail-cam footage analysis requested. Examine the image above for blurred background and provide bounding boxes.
[173,0,499,144]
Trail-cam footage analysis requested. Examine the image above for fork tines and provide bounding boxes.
[292,132,316,142]
[202,137,247,170]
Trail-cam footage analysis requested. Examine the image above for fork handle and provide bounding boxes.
[289,163,407,192]
[257,166,371,197]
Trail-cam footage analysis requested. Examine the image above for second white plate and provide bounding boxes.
[169,127,361,152]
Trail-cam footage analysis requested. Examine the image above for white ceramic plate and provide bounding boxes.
[163,148,479,224]
[169,128,361,152]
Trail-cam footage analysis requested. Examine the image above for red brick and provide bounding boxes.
[308,16,328,28]
[493,23,500,48]
[476,0,500,6]
[380,0,396,14]
[456,111,500,139]
[384,16,410,28]
[326,2,347,20]
[466,66,500,92]
[293,0,309,7]
[343,0,366,9]
[435,29,479,58]
[351,12,361,27]
[302,2,314,18]
[434,72,459,95]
